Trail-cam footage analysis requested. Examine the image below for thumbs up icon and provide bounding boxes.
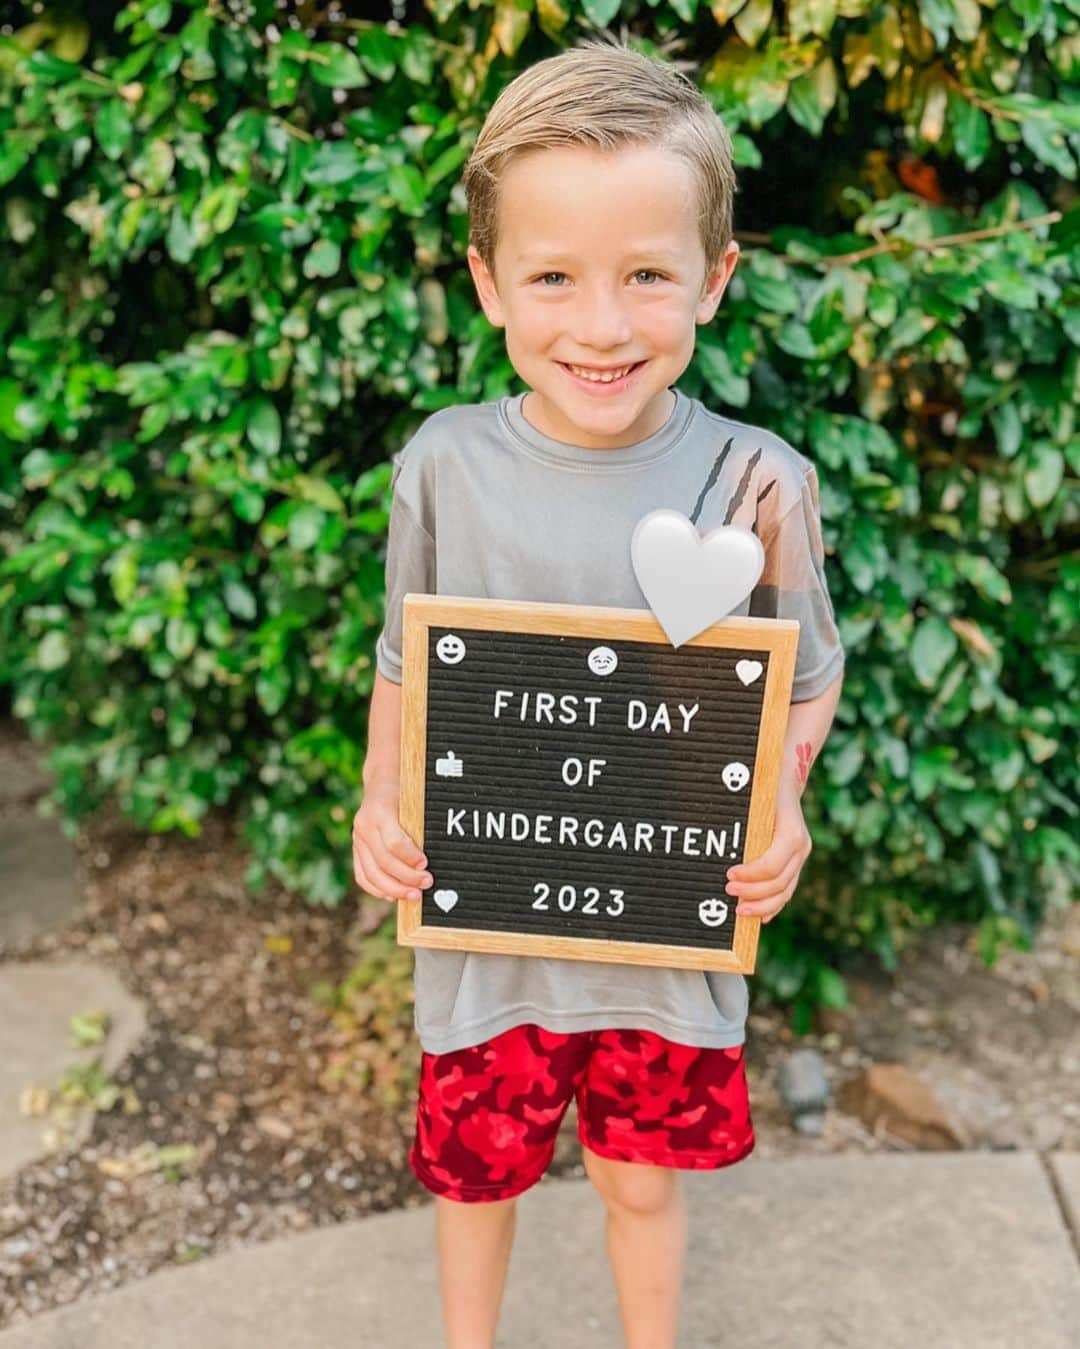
[435,750,464,778]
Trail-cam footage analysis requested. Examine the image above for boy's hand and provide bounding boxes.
[352,783,433,902]
[726,786,812,924]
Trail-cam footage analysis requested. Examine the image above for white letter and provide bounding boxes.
[562,757,583,787]
[650,702,672,734]
[493,690,513,718]
[683,826,701,857]
[583,696,602,726]
[586,758,607,787]
[627,699,647,730]
[559,816,580,845]
[511,812,530,840]
[679,702,700,733]
[535,814,552,843]
[634,822,655,852]
[446,808,466,837]
[583,818,604,846]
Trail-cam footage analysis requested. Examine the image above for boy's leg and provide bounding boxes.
[581,1146,687,1349]
[435,1192,518,1349]
[409,1024,591,1346]
[576,1031,755,1348]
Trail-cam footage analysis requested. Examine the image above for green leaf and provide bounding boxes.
[815,966,848,1009]
[789,0,836,40]
[948,94,990,168]
[166,616,197,661]
[745,256,799,314]
[582,0,621,24]
[694,332,750,406]
[224,579,257,621]
[733,0,772,45]
[37,630,70,671]
[287,503,325,550]
[910,616,958,686]
[1020,119,1077,180]
[246,398,282,455]
[303,239,341,279]
[356,26,398,81]
[386,164,427,216]
[95,100,133,160]
[955,554,1012,605]
[308,43,370,89]
[1023,444,1065,508]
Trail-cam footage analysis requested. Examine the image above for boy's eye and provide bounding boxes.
[532,270,666,286]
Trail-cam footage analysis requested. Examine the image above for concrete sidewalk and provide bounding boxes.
[1,1151,1077,1348]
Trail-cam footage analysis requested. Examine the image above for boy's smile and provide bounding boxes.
[467,143,739,451]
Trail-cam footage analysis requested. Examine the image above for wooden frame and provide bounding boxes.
[397,594,799,974]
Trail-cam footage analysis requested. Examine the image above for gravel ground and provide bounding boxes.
[1,793,1077,1329]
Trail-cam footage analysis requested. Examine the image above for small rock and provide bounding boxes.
[777,1048,830,1117]
[255,1114,293,1141]
[793,1112,824,1137]
[838,1062,963,1150]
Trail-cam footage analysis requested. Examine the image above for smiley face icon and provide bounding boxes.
[587,645,618,677]
[721,761,750,792]
[698,897,730,928]
[435,633,466,665]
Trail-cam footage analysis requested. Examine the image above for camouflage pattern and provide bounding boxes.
[409,1022,754,1202]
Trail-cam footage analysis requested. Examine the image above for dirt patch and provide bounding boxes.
[0,783,1076,1328]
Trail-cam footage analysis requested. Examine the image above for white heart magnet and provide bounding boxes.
[433,888,459,913]
[736,659,764,686]
[631,510,764,648]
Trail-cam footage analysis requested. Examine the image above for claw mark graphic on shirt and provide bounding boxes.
[723,446,764,525]
[688,438,777,540]
[688,436,735,525]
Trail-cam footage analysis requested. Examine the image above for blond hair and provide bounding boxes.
[462,38,737,280]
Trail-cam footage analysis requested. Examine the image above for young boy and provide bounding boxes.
[353,39,845,1349]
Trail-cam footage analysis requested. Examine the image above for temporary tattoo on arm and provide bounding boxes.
[795,741,814,786]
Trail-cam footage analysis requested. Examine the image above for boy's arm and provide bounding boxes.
[777,670,844,805]
[363,670,404,795]
[353,671,431,902]
[727,668,844,920]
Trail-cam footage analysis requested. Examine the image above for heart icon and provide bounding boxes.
[433,889,458,913]
[736,660,763,686]
[631,511,765,648]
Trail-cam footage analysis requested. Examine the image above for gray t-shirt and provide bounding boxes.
[375,386,845,1055]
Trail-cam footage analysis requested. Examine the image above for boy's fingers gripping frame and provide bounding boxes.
[372,830,432,890]
[354,838,419,902]
[381,821,427,870]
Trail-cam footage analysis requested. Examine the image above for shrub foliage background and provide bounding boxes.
[1,0,1076,1030]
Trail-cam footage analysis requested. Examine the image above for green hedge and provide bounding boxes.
[1,0,1076,1028]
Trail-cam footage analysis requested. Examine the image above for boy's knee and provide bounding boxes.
[582,1146,678,1216]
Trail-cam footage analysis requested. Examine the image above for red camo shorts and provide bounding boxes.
[408,1021,755,1203]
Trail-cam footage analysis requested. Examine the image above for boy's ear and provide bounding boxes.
[467,245,506,329]
[696,240,740,325]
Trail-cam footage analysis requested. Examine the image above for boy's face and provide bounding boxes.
[467,142,739,450]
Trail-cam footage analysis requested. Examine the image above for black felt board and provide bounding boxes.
[419,624,769,952]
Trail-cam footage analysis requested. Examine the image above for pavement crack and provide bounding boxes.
[1038,1151,1080,1266]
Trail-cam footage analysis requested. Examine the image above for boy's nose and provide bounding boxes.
[571,291,634,350]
